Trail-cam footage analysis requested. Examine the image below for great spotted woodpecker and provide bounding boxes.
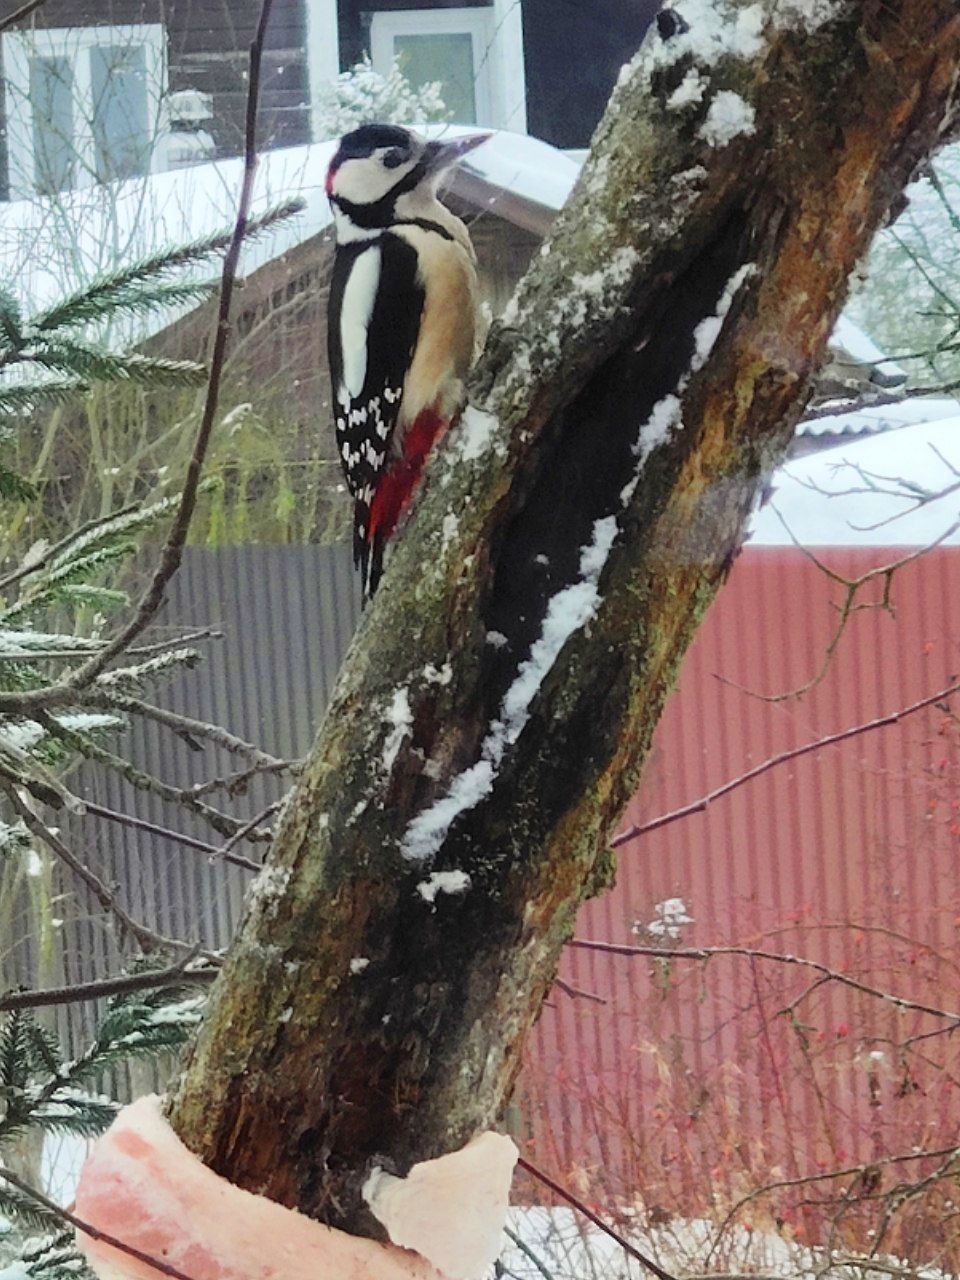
[326,123,488,597]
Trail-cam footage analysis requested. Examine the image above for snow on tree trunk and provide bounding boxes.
[168,0,960,1241]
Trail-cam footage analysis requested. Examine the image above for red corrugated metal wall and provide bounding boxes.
[520,545,960,1253]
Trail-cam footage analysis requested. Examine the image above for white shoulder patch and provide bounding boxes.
[339,245,383,405]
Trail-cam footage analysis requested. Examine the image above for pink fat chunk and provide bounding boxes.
[74,1095,450,1280]
[363,1132,519,1280]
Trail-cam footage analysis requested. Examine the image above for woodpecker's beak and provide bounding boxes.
[423,132,492,174]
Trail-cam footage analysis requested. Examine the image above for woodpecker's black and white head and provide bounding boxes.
[325,123,489,240]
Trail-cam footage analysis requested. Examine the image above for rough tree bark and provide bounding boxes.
[168,0,960,1241]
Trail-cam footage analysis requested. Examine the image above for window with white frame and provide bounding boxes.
[370,4,526,132]
[3,25,167,198]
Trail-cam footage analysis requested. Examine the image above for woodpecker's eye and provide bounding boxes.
[383,148,406,169]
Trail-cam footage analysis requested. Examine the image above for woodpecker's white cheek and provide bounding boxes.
[332,154,419,208]
[339,245,382,403]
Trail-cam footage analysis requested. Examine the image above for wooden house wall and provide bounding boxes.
[0,0,310,200]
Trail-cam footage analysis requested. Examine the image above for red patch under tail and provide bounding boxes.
[365,407,448,593]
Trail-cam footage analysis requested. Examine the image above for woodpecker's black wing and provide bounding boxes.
[327,233,424,594]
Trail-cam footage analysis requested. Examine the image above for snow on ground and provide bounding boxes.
[498,1206,950,1280]
[27,1130,954,1280]
[750,412,960,546]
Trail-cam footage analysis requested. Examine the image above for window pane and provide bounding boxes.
[395,33,476,124]
[30,56,75,194]
[90,43,151,182]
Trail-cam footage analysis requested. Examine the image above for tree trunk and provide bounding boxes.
[168,0,960,1240]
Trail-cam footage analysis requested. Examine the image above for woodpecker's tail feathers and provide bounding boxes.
[353,501,381,601]
[356,531,386,601]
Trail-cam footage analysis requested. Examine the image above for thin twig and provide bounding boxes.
[0,0,49,37]
[212,800,280,859]
[37,711,271,842]
[722,517,960,701]
[612,679,960,847]
[83,798,261,872]
[87,690,287,767]
[1,783,192,954]
[502,1225,558,1280]
[1,954,218,1012]
[566,939,960,1023]
[704,1144,960,1266]
[188,756,301,798]
[553,977,606,1005]
[0,1166,202,1280]
[516,1156,678,1280]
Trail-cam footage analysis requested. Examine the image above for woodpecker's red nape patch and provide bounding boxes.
[368,407,447,548]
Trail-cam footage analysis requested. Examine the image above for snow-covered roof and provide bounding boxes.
[0,128,579,345]
[798,393,960,438]
[749,415,960,547]
[830,313,906,385]
[1,129,941,509]
[0,134,916,423]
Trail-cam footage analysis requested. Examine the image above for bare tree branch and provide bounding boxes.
[704,1144,960,1268]
[0,1166,202,1280]
[517,1156,677,1280]
[612,679,960,847]
[37,710,273,842]
[566,939,960,1023]
[211,800,281,861]
[86,690,288,767]
[83,798,262,872]
[0,0,49,37]
[0,954,218,1013]
[187,757,301,798]
[1,782,193,953]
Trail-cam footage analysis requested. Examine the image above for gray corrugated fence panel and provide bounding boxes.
[3,543,361,1090]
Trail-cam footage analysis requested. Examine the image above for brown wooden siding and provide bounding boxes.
[0,0,309,200]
